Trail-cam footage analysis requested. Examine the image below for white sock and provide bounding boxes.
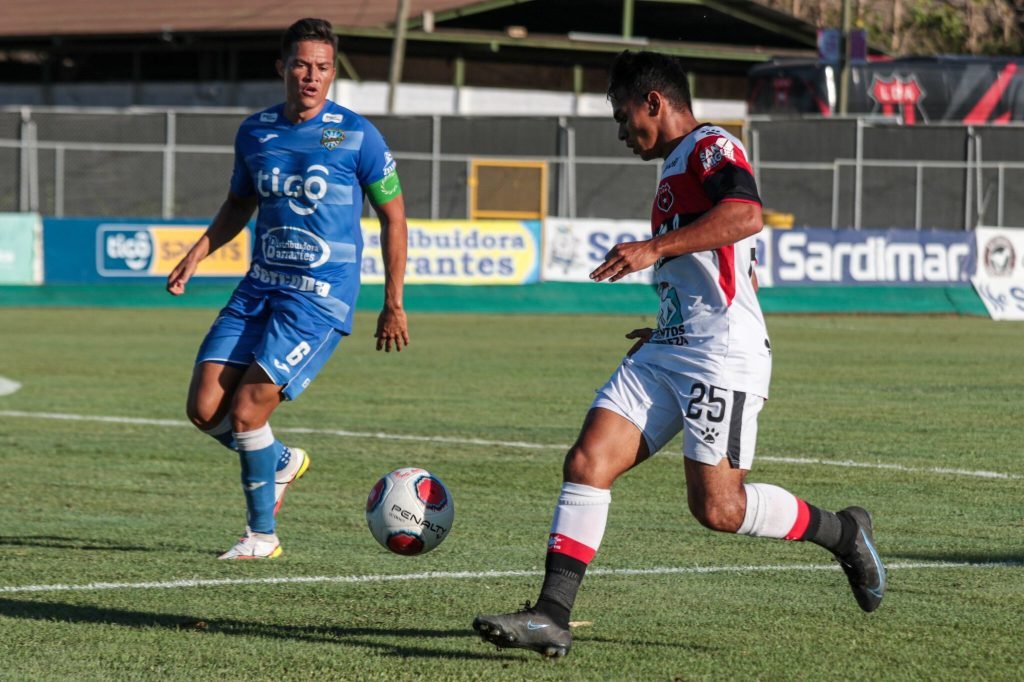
[548,482,612,561]
[234,424,275,452]
[737,483,799,539]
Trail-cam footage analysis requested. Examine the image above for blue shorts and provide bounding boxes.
[196,288,344,400]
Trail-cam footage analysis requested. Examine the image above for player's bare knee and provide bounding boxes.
[562,447,588,482]
[689,496,744,533]
[230,412,262,434]
[563,446,612,488]
[185,402,219,432]
[229,402,273,434]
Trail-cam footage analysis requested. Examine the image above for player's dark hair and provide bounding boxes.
[607,50,692,111]
[281,18,338,61]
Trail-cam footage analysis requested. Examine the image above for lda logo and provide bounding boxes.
[99,228,153,273]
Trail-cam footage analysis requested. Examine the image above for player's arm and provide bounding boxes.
[591,201,762,283]
[360,122,409,352]
[166,192,256,295]
[593,133,763,283]
[370,191,409,352]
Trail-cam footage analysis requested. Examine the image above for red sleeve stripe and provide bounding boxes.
[548,533,597,564]
[715,244,737,306]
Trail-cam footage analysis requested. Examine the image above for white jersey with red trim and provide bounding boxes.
[631,124,772,398]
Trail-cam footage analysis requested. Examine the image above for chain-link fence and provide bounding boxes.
[4,106,1023,229]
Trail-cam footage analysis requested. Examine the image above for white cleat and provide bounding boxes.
[218,532,282,560]
[274,447,310,516]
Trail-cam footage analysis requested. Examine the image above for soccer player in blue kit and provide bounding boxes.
[167,18,409,560]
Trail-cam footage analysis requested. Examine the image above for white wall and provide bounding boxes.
[0,79,748,120]
[330,81,747,119]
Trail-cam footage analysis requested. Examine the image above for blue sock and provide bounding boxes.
[235,425,281,535]
[202,417,237,451]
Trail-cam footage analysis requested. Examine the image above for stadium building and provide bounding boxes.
[2,1,1021,236]
[0,0,821,117]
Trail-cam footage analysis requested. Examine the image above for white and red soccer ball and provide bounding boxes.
[365,467,454,555]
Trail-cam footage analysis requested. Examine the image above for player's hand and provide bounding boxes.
[625,327,654,356]
[166,258,197,296]
[590,240,659,282]
[375,305,409,352]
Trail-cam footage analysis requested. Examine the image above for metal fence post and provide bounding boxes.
[997,163,1005,227]
[914,162,923,230]
[854,117,863,229]
[430,114,441,220]
[19,108,40,212]
[831,160,840,229]
[964,126,974,230]
[163,111,176,219]
[567,123,577,219]
[750,127,761,196]
[975,133,985,226]
[557,117,567,217]
[55,146,65,217]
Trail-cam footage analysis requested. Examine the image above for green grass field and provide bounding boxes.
[1,308,1021,681]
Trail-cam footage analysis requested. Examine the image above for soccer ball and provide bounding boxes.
[365,467,454,555]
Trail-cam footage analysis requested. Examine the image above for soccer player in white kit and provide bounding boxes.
[474,51,885,658]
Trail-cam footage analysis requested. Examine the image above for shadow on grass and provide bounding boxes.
[892,551,1024,566]
[0,598,523,661]
[0,598,714,659]
[0,535,159,552]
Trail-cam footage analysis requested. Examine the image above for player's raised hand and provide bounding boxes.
[590,239,659,282]
[375,305,409,352]
[625,327,654,356]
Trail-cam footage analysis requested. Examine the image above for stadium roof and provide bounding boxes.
[2,0,821,62]
[0,1,476,37]
[1,0,844,103]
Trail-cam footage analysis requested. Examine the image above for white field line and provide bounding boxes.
[2,409,1021,481]
[1,561,1020,596]
[2,409,1022,481]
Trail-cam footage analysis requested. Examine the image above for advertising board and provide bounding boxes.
[771,228,973,286]
[44,219,250,283]
[0,213,42,284]
[361,219,541,285]
[542,218,653,285]
[971,226,1024,320]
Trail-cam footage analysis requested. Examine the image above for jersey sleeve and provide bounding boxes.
[228,125,256,197]
[690,135,761,206]
[357,121,402,205]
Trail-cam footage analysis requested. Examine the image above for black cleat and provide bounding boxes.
[473,602,572,658]
[835,507,886,613]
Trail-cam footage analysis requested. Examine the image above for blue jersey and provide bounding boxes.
[229,99,400,333]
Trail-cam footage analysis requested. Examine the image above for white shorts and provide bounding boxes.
[591,357,765,470]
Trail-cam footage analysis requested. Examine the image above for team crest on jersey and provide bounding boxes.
[656,182,674,212]
[699,137,735,172]
[656,284,682,327]
[321,129,345,151]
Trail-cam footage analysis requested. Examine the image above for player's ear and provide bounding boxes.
[275,59,285,78]
[646,91,661,116]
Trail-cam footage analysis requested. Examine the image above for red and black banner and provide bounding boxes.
[749,57,1024,124]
